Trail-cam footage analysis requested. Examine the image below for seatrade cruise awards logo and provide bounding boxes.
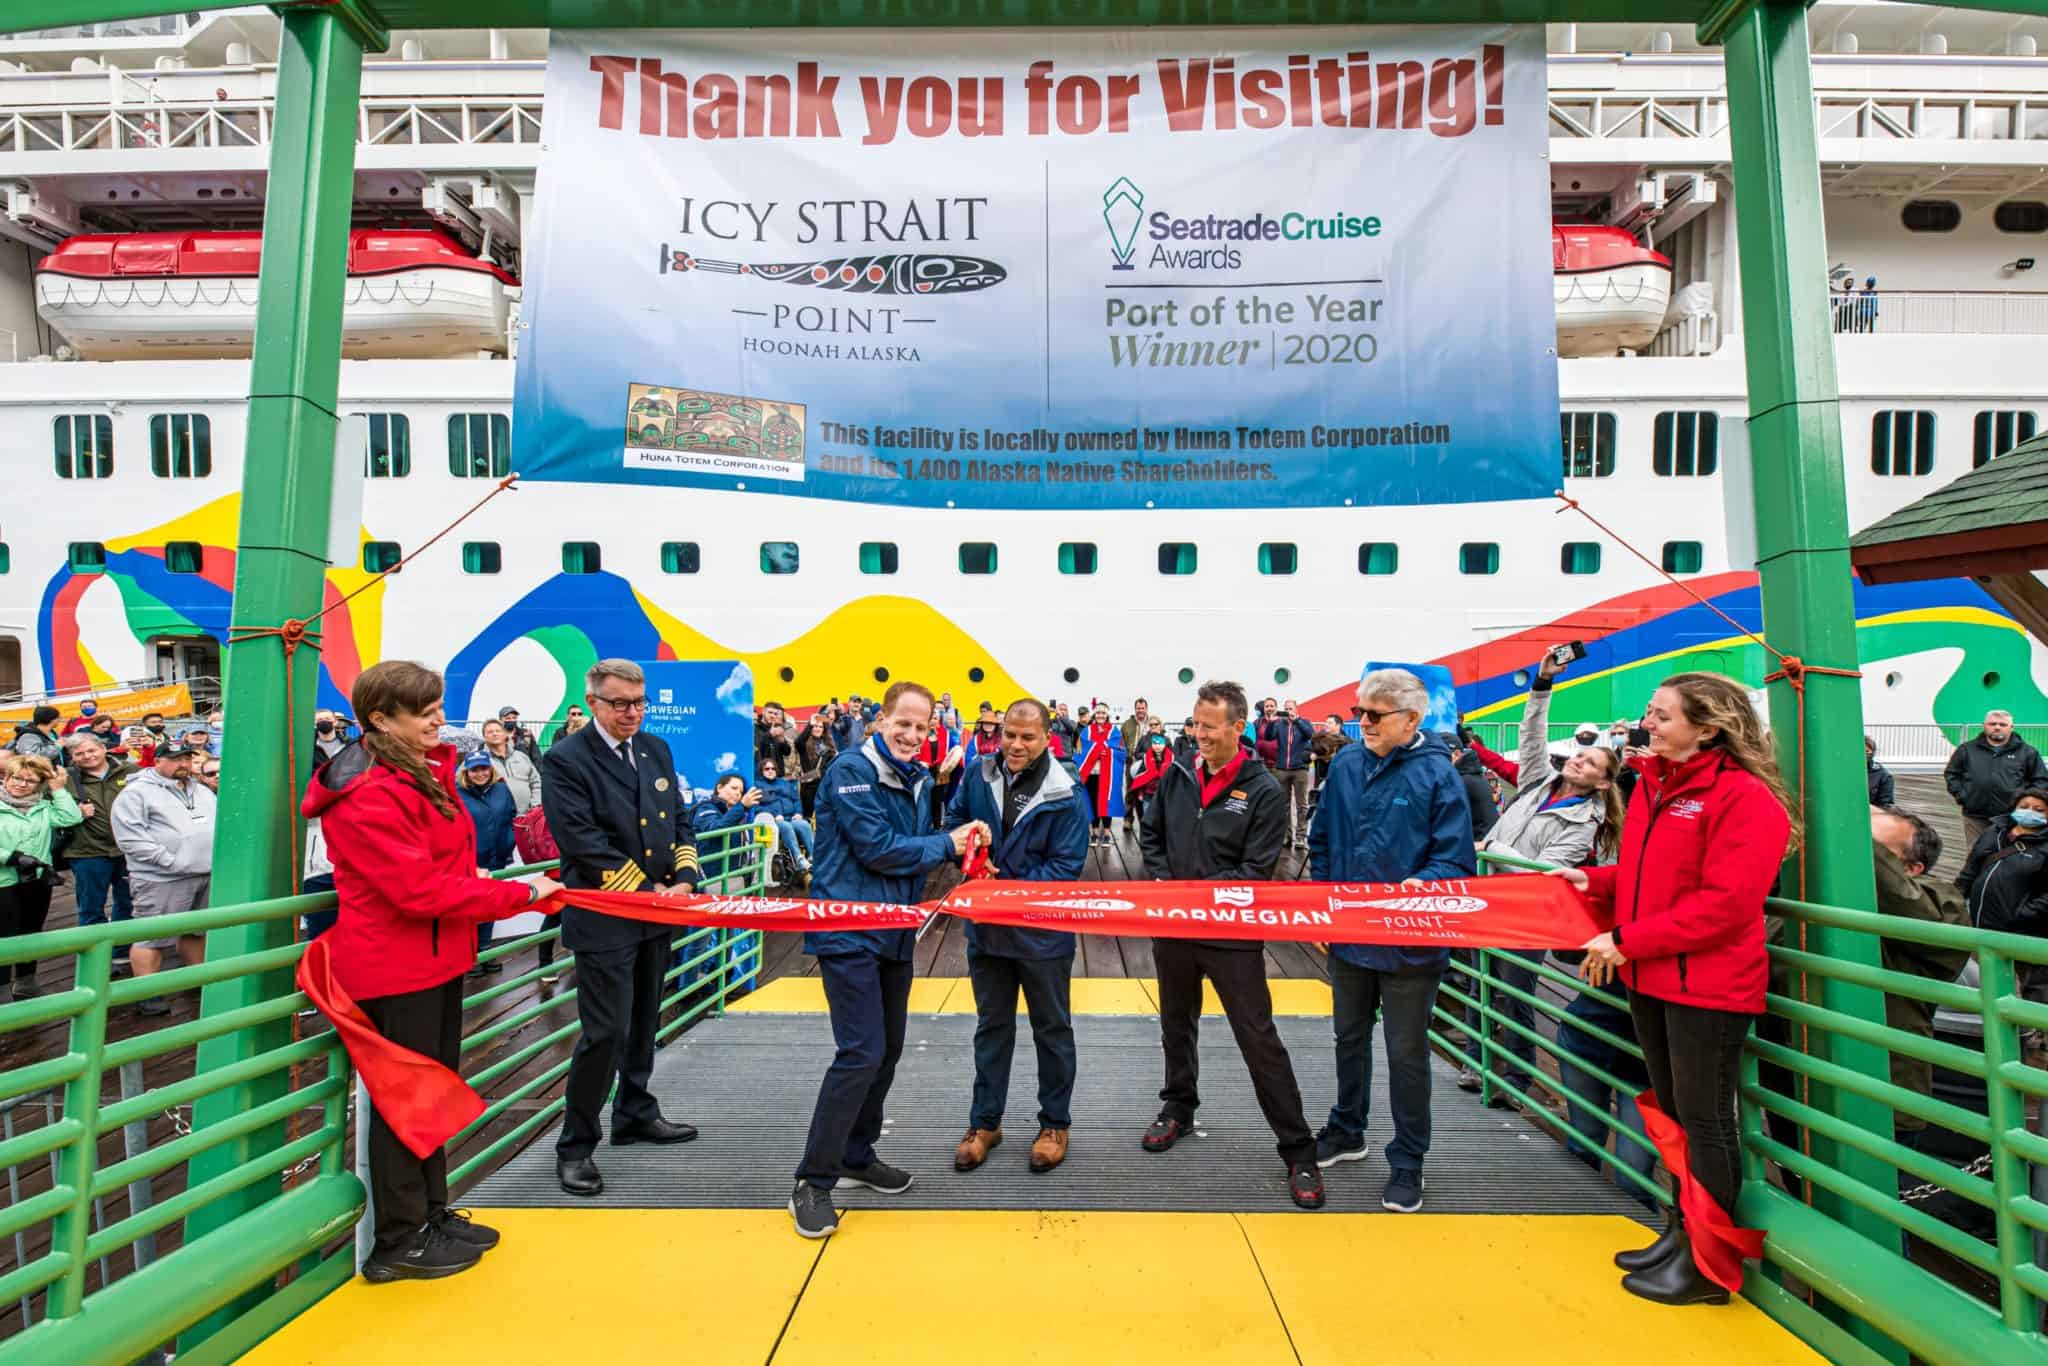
[1104,177,1144,271]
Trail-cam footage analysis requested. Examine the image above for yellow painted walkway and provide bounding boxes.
[729,975,1336,1016]
[247,1209,1818,1366]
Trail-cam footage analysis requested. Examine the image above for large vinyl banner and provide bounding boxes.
[515,27,1559,509]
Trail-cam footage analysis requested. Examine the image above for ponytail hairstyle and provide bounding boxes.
[351,660,456,819]
[1566,744,1629,863]
[1659,671,1801,851]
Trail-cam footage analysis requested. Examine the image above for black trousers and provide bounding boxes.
[1154,939,1316,1167]
[557,935,667,1159]
[1630,992,1756,1214]
[797,951,913,1186]
[0,877,54,982]
[360,977,465,1254]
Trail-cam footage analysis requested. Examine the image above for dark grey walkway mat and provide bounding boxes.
[469,1012,1652,1219]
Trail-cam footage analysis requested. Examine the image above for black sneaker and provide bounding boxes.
[362,1223,483,1283]
[839,1158,913,1194]
[431,1207,500,1251]
[1313,1129,1369,1169]
[11,978,39,1000]
[1289,1163,1327,1210]
[1382,1170,1425,1213]
[136,996,171,1018]
[1142,1114,1193,1153]
[1455,1067,1481,1093]
[790,1182,839,1239]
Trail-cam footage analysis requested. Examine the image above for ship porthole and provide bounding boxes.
[968,667,985,683]
[1984,671,2002,688]
[778,667,794,683]
[1177,668,1195,685]
[1274,668,1291,685]
[1513,670,1531,688]
[873,667,890,683]
[1062,667,1080,684]
[1885,672,1902,689]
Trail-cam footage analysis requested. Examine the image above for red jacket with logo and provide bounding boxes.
[1580,748,1791,1013]
[302,742,535,1000]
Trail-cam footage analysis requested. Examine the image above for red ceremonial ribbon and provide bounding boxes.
[1634,1089,1765,1291]
[305,872,1598,1157]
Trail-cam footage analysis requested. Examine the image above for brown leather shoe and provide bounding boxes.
[954,1127,1002,1171]
[1029,1127,1069,1173]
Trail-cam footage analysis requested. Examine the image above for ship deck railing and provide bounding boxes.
[0,820,768,1365]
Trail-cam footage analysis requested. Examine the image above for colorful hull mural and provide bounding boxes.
[35,497,2047,729]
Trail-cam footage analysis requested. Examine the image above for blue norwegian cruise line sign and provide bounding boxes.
[514,25,1560,509]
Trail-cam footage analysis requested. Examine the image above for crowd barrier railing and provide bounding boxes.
[0,822,766,1364]
[1465,847,2047,1364]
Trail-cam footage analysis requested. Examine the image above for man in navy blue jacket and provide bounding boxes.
[945,699,1090,1175]
[790,681,986,1239]
[1308,668,1475,1214]
[1259,702,1318,851]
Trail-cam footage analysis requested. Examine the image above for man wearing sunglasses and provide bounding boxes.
[542,658,702,1198]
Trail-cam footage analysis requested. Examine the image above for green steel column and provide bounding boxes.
[1714,0,1904,1302]
[176,7,366,1347]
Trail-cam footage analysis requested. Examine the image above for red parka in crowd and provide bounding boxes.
[1579,747,1792,1013]
[303,742,534,1001]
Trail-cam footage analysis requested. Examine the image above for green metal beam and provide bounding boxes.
[273,0,391,54]
[175,6,365,1352]
[1719,2,1906,1352]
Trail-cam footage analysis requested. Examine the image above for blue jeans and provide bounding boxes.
[71,856,133,962]
[1474,949,1542,1092]
[797,951,912,1188]
[966,951,1077,1130]
[1555,986,1658,1207]
[301,873,338,940]
[1327,957,1441,1172]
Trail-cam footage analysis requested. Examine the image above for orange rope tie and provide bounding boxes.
[1555,492,1864,1213]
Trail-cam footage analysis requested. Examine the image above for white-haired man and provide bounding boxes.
[1945,708,2048,851]
[1308,668,1475,1213]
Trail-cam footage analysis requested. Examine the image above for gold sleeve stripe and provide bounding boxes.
[672,846,700,869]
[603,864,649,893]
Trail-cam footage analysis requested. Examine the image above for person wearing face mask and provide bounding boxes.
[314,710,347,763]
[1945,710,2048,852]
[1955,787,2048,935]
[0,754,82,1001]
[1126,719,1174,829]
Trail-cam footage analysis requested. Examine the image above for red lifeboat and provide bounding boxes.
[1552,225,1674,358]
[35,228,518,361]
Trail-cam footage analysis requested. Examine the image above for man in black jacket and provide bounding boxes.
[1137,679,1323,1210]
[541,659,701,1198]
[1944,710,2048,850]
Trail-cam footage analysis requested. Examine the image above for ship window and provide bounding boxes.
[1559,412,1617,478]
[54,415,113,480]
[462,541,501,574]
[0,544,9,574]
[1358,542,1399,575]
[561,542,600,574]
[661,541,701,574]
[1561,542,1602,575]
[1974,410,2039,466]
[165,542,204,574]
[1058,542,1098,575]
[1652,411,1719,477]
[1258,543,1298,576]
[363,541,402,574]
[1994,201,2048,234]
[149,414,212,479]
[1158,542,1198,575]
[1460,542,1500,575]
[363,413,412,478]
[859,542,897,575]
[447,413,511,478]
[760,541,799,575]
[1871,410,1936,476]
[1901,200,1962,233]
[1662,541,1704,574]
[958,542,998,574]
[69,542,107,574]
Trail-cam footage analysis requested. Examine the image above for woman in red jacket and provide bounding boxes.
[1551,671,1792,1307]
[305,661,562,1283]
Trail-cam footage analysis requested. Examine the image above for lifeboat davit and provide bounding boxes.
[1553,225,1673,358]
[35,229,517,361]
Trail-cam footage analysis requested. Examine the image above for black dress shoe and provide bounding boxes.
[1615,1213,1683,1272]
[557,1156,603,1197]
[611,1117,698,1146]
[1620,1233,1731,1306]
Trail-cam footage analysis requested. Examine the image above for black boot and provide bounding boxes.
[1620,1233,1731,1306]
[1614,1210,1683,1271]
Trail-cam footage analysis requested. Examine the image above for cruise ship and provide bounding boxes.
[2,6,2045,751]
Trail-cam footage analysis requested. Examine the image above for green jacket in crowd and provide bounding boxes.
[1871,841,1972,1129]
[0,787,83,889]
[65,760,139,861]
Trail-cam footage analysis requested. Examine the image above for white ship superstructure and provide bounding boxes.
[0,7,2043,737]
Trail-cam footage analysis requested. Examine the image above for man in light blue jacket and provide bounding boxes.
[1308,668,1475,1214]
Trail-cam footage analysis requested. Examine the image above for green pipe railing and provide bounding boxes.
[0,821,767,1361]
[1459,847,2048,1363]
